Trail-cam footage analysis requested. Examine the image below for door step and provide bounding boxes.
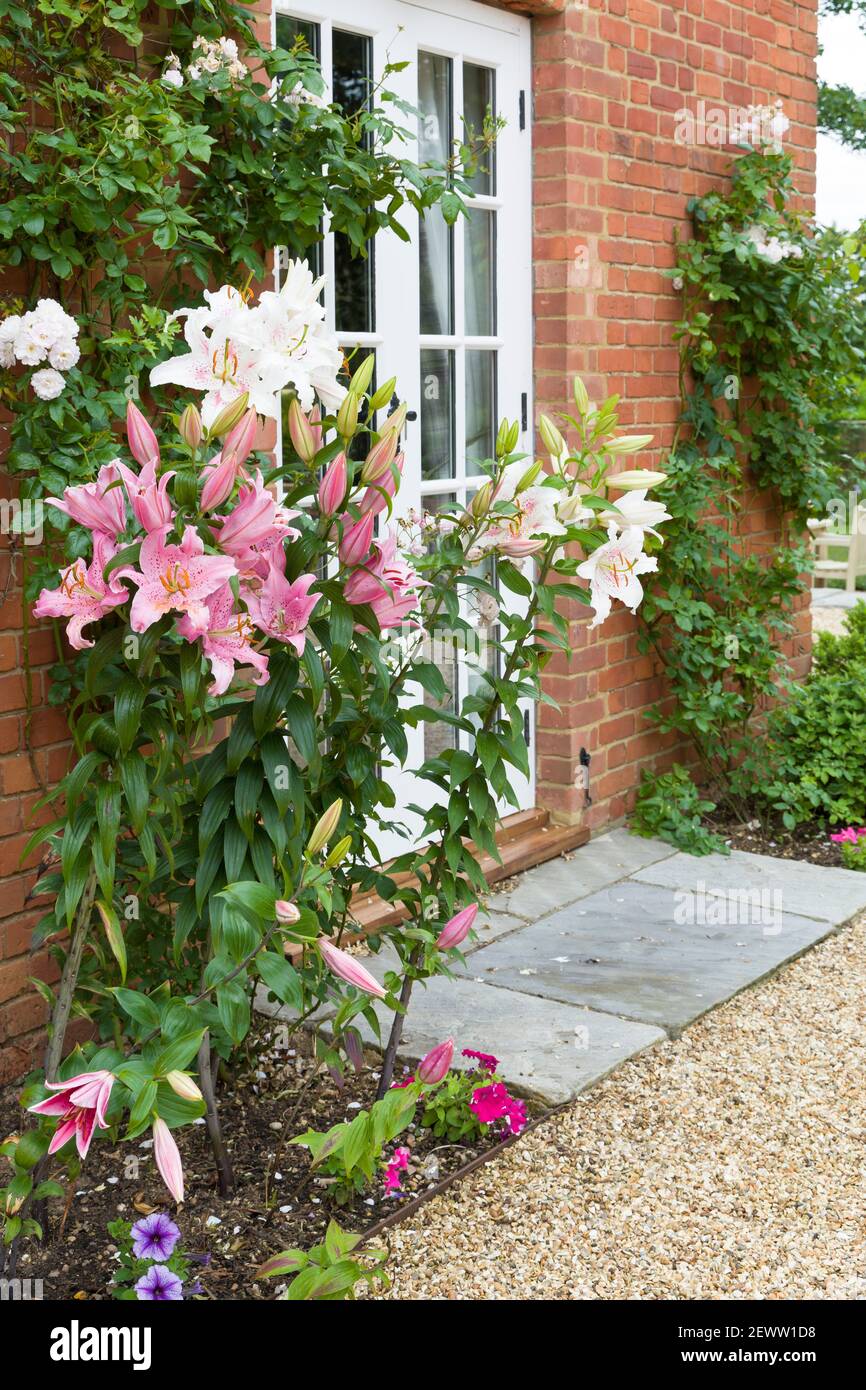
[347,808,589,935]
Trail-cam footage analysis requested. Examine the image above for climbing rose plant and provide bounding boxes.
[2,266,672,1248]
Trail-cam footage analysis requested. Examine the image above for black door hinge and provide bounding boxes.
[521,391,528,432]
[519,90,526,131]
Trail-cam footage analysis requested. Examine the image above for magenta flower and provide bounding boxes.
[28,1068,114,1160]
[830,826,866,844]
[177,583,269,695]
[469,1082,527,1135]
[243,562,320,655]
[131,1212,180,1261]
[216,470,299,578]
[462,1048,499,1073]
[383,1145,410,1195]
[46,461,127,537]
[33,533,130,651]
[417,1038,454,1084]
[317,938,386,999]
[437,903,478,951]
[152,1116,185,1204]
[115,458,175,533]
[339,511,375,567]
[119,525,236,635]
[135,1264,183,1301]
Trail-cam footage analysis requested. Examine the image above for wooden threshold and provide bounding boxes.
[347,807,590,936]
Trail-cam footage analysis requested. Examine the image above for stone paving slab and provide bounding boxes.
[633,848,866,925]
[457,879,839,1034]
[811,588,866,609]
[350,973,665,1105]
[490,828,676,922]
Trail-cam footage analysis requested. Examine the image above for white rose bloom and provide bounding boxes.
[31,367,66,400]
[163,67,183,89]
[14,329,47,366]
[49,339,80,371]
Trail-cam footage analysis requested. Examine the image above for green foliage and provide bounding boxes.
[290,1084,418,1204]
[637,147,866,821]
[755,607,866,828]
[256,1219,389,1300]
[840,835,866,870]
[630,765,729,857]
[418,1068,486,1142]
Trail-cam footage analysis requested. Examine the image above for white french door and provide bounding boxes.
[274,0,534,857]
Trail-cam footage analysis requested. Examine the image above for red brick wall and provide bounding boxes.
[0,0,819,1080]
[529,0,818,829]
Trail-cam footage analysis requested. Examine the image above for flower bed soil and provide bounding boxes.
[1,1021,526,1301]
[706,815,848,869]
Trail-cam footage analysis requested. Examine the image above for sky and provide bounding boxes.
[817,12,866,229]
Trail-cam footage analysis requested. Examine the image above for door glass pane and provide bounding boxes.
[333,31,374,332]
[418,53,454,335]
[462,63,495,195]
[420,349,454,481]
[465,350,496,467]
[276,14,320,58]
[465,208,496,336]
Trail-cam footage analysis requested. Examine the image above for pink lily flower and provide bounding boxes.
[437,902,478,950]
[200,450,241,513]
[317,938,387,998]
[177,583,269,695]
[243,561,320,655]
[28,1068,114,1160]
[343,531,425,630]
[115,458,175,533]
[126,400,160,467]
[216,470,299,578]
[152,1115,185,1204]
[46,461,127,537]
[119,525,237,635]
[33,533,130,650]
[417,1038,454,1085]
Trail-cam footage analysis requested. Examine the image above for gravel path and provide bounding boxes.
[811,603,849,638]
[375,913,866,1300]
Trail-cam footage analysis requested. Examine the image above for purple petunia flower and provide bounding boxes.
[135,1264,184,1301]
[131,1212,180,1261]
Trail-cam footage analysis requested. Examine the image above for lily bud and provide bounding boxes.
[288,397,318,464]
[275,899,301,924]
[318,453,348,515]
[307,799,343,857]
[606,434,654,455]
[514,459,542,493]
[178,403,203,450]
[496,535,547,558]
[360,428,398,486]
[384,400,408,437]
[558,491,594,523]
[538,414,565,460]
[222,408,258,472]
[469,481,494,519]
[496,418,520,457]
[152,1115,184,1204]
[349,353,375,397]
[165,1071,203,1104]
[200,450,240,512]
[208,391,250,438]
[606,468,667,491]
[318,938,386,999]
[436,903,478,951]
[324,834,353,868]
[309,404,323,454]
[368,376,398,412]
[417,1038,454,1085]
[126,400,160,467]
[339,510,375,566]
[336,391,360,440]
[359,453,403,516]
[573,376,590,415]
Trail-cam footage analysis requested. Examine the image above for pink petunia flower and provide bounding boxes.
[462,1048,499,1073]
[243,561,320,655]
[177,583,269,695]
[28,1068,115,1160]
[830,826,866,844]
[469,1082,527,1136]
[383,1145,410,1195]
[33,533,130,650]
[119,525,237,634]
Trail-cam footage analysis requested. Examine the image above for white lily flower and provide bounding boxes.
[576,524,658,628]
[600,488,671,539]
